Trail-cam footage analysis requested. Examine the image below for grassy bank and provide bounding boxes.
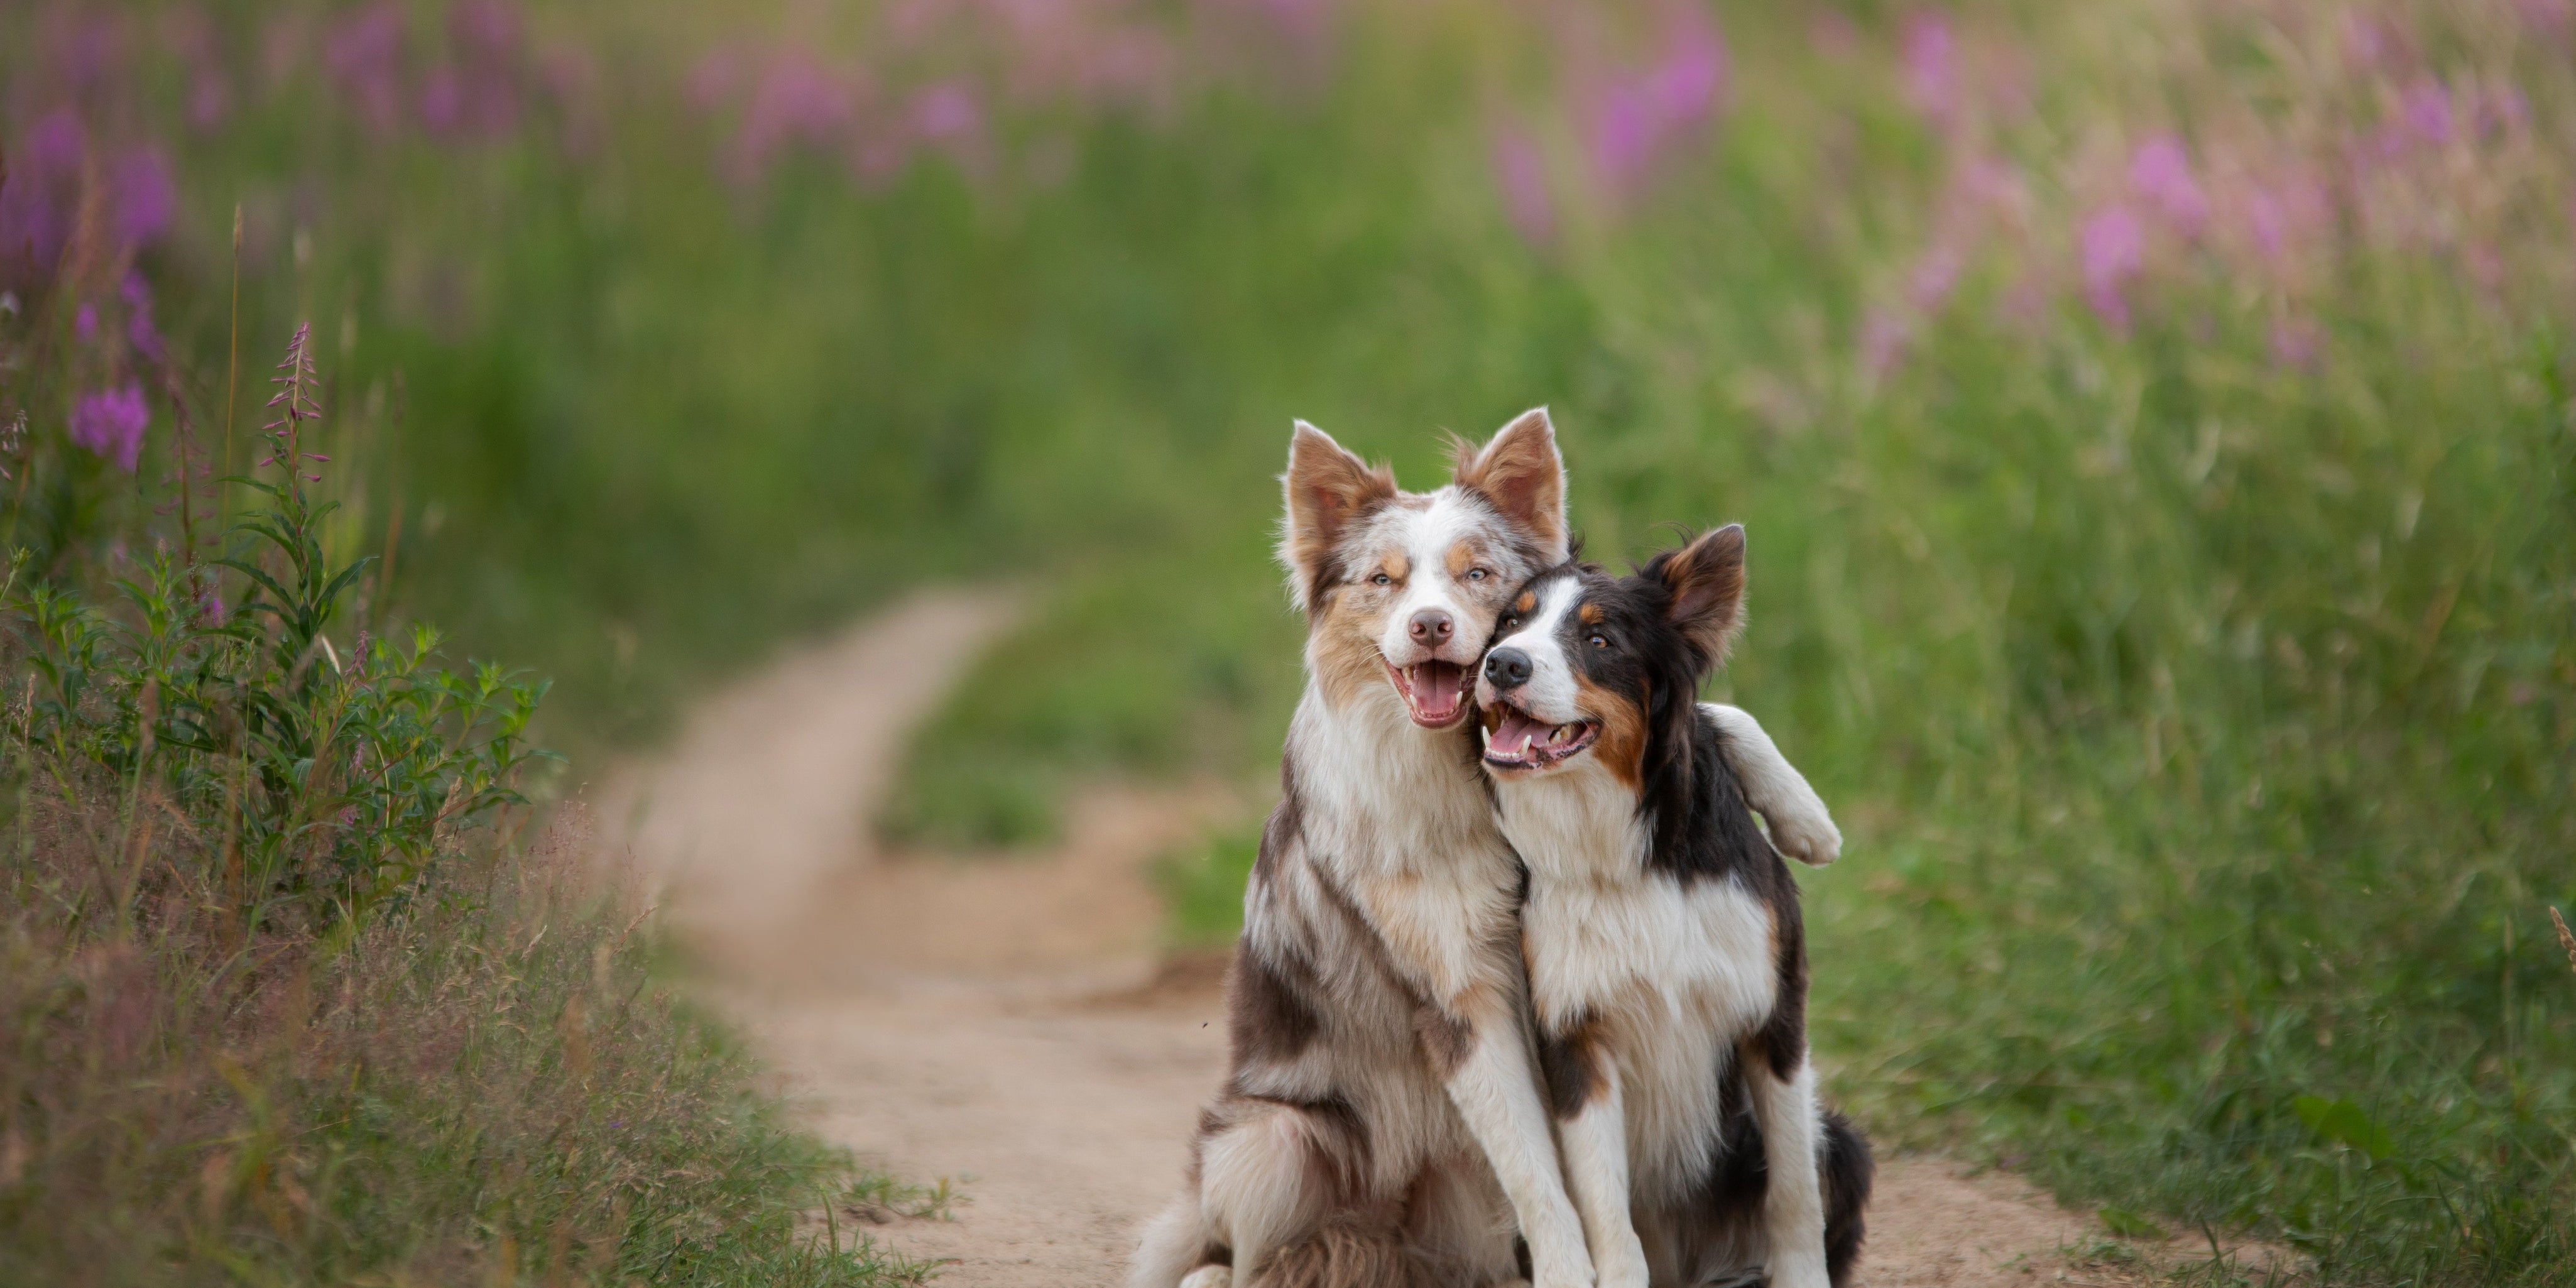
[0,316,926,1283]
[7,1,2572,1282]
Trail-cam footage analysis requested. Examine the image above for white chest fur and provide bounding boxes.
[1496,763,1781,1191]
[1291,689,1524,1003]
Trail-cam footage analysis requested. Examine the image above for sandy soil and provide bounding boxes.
[598,589,2171,1288]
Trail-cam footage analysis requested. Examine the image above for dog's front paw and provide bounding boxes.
[1764,806,1842,867]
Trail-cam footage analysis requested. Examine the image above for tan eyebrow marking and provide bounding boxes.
[1578,603,1605,625]
[1376,552,1409,581]
[1446,540,1482,577]
[1514,591,1538,613]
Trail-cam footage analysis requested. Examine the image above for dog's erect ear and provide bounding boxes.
[1280,420,1397,612]
[1451,407,1568,564]
[1651,524,1747,667]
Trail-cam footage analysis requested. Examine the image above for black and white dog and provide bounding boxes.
[1474,527,1873,1288]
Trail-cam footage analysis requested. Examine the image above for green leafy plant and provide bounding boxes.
[9,324,550,934]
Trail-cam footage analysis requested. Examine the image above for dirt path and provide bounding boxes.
[601,590,2154,1288]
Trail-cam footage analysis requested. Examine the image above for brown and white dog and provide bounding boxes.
[1129,409,1596,1288]
[1473,528,1873,1288]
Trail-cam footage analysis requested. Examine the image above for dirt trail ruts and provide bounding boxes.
[599,589,2153,1287]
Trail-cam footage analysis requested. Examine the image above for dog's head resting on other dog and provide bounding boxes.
[1279,408,1569,728]
[1475,523,1745,794]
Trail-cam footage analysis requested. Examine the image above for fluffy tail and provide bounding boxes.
[1130,1191,1224,1288]
[1247,1211,1419,1288]
[1820,1111,1874,1288]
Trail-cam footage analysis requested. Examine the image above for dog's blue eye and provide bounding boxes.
[1467,568,1488,581]
[1371,573,1392,586]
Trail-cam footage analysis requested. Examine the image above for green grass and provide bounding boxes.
[7,0,2572,1281]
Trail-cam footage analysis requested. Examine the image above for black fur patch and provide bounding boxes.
[1821,1110,1875,1287]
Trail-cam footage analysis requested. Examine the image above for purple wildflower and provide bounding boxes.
[420,65,467,134]
[450,0,523,58]
[75,304,99,342]
[2237,173,2328,265]
[432,0,526,138]
[912,82,989,172]
[1489,122,1556,246]
[1902,11,1958,128]
[2078,204,2145,332]
[324,3,410,136]
[2127,136,2207,237]
[123,272,165,361]
[724,52,857,186]
[2401,79,2454,146]
[912,82,983,143]
[112,148,178,248]
[71,384,150,472]
[190,68,234,132]
[0,109,88,283]
[1581,5,1728,195]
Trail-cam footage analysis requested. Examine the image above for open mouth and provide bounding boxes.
[1384,659,1473,728]
[1480,701,1600,772]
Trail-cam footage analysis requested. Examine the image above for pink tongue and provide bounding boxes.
[1492,709,1551,755]
[1409,662,1463,719]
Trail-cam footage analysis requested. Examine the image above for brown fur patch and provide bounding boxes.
[1411,1003,1475,1078]
[1229,948,1323,1066]
[1309,589,1390,711]
[1577,603,1604,625]
[1284,425,1399,610]
[1656,525,1747,663]
[1449,410,1568,561]
[1514,590,1537,614]
[1257,1209,1419,1288]
[1573,669,1650,789]
[1444,540,1479,579]
[1537,1013,1607,1119]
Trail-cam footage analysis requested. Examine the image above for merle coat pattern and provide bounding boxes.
[1129,410,1596,1288]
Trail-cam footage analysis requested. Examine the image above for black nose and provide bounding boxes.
[1409,608,1454,644]
[1484,647,1532,690]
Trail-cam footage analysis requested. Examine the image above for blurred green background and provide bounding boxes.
[3,0,2570,1281]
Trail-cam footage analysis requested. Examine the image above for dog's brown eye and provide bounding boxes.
[1371,572,1392,586]
[1588,633,1609,649]
[1500,616,1518,630]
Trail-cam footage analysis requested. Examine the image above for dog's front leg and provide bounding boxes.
[1740,1045,1833,1288]
[1702,704,1840,866]
[1548,1042,1650,1288]
[1425,996,1595,1288]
